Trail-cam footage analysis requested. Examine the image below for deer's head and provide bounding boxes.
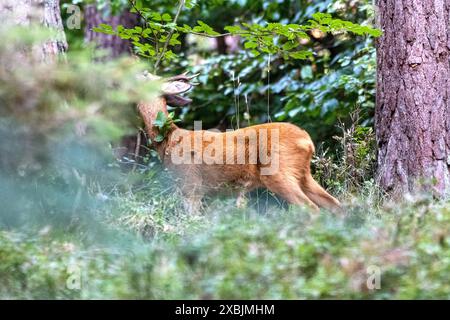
[141,71,198,107]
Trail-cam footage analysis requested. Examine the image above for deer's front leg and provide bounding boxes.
[235,181,257,209]
[179,170,204,215]
[236,189,248,208]
[182,192,204,215]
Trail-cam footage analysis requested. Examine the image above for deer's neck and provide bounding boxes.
[137,97,177,157]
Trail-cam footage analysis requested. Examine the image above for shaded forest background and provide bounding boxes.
[77,0,377,157]
[68,0,379,194]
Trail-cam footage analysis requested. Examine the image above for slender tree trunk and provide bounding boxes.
[83,5,141,167]
[41,0,67,57]
[375,0,450,197]
[0,0,67,61]
[84,4,137,58]
[215,37,228,54]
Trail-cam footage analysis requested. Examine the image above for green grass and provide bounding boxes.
[1,189,449,299]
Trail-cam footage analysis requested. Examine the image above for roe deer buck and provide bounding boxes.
[138,72,341,213]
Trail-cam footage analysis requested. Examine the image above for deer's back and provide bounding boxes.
[164,122,314,191]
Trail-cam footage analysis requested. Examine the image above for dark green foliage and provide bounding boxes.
[75,0,379,147]
[159,0,377,147]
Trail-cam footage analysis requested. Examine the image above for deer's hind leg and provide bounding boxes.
[301,174,341,212]
[260,174,319,211]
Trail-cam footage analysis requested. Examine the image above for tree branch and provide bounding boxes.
[188,31,232,38]
[154,0,185,71]
[128,0,159,50]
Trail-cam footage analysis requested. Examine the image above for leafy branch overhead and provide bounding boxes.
[93,1,381,68]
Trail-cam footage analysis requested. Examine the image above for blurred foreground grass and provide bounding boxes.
[1,192,449,299]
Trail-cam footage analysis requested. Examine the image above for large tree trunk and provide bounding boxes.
[375,0,450,197]
[0,0,67,61]
[84,4,137,58]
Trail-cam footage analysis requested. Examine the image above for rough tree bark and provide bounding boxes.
[0,0,67,60]
[84,4,137,58]
[375,0,450,197]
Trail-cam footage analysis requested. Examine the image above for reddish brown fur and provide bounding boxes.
[138,96,341,214]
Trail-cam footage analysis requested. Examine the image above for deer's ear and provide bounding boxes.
[161,80,192,95]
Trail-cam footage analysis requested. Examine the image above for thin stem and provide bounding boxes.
[131,128,143,172]
[189,31,232,38]
[266,53,272,122]
[129,0,147,23]
[154,0,185,71]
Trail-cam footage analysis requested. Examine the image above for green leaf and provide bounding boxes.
[164,50,177,61]
[98,23,113,30]
[224,25,242,34]
[178,24,192,33]
[92,25,116,35]
[185,0,198,9]
[244,41,258,49]
[169,33,181,46]
[162,13,172,22]
[169,38,181,46]
[196,20,221,36]
[154,111,167,128]
[289,51,313,60]
[282,41,298,51]
[154,134,165,142]
[151,13,162,21]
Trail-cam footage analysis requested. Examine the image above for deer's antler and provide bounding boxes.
[166,73,200,84]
